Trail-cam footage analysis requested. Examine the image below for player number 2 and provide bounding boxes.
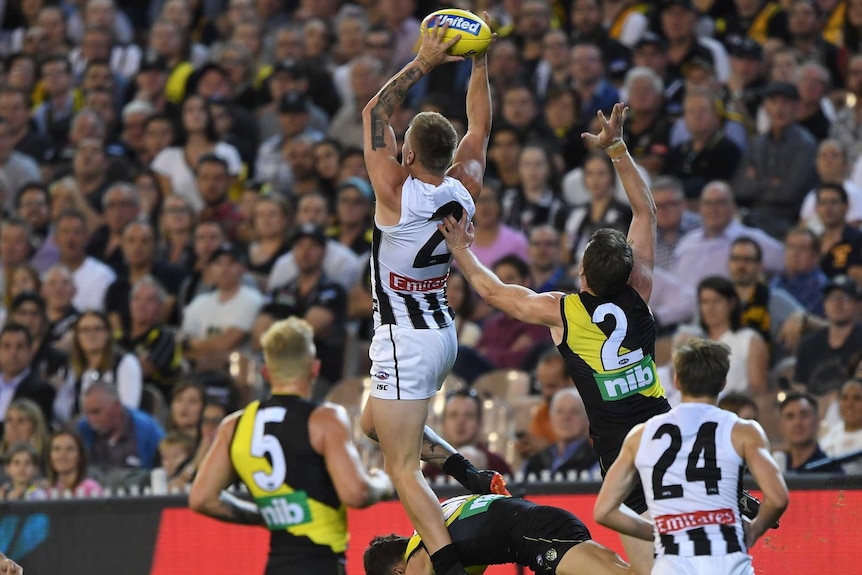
[652,422,722,500]
[591,303,645,371]
[251,406,288,492]
[413,230,451,268]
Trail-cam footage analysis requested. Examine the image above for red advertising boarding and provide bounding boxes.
[149,489,862,575]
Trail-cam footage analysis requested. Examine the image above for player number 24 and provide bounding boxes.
[251,406,288,492]
[652,422,722,500]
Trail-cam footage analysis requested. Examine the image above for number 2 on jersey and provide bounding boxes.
[251,406,288,492]
[591,303,645,371]
[652,422,722,500]
[413,230,450,268]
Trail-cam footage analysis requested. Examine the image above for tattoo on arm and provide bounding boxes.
[420,426,456,469]
[370,66,425,150]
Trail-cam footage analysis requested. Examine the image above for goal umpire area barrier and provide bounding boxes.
[2,476,859,575]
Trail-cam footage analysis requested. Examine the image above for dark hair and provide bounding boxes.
[447,269,475,319]
[144,112,176,135]
[544,86,580,109]
[582,228,633,297]
[444,388,482,422]
[697,275,742,332]
[489,122,524,146]
[786,225,821,253]
[83,58,112,75]
[40,54,71,75]
[168,381,206,440]
[492,254,530,281]
[3,442,39,466]
[731,236,762,262]
[816,182,849,204]
[15,182,49,209]
[0,86,31,107]
[46,429,90,489]
[179,94,219,145]
[718,392,759,419]
[195,153,229,175]
[779,390,819,414]
[363,534,409,575]
[55,208,87,229]
[340,146,363,161]
[848,349,862,378]
[0,322,32,347]
[672,338,731,398]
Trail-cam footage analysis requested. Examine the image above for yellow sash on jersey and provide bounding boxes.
[230,400,348,553]
[563,295,665,402]
[748,2,781,45]
[823,2,846,46]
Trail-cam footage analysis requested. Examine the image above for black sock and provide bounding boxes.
[430,543,465,575]
[442,453,478,490]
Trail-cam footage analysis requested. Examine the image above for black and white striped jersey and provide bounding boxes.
[635,403,746,558]
[371,175,475,330]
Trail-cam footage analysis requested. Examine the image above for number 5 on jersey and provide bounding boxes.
[251,407,288,492]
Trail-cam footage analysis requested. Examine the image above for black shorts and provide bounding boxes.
[599,445,648,515]
[448,497,591,574]
[265,553,345,575]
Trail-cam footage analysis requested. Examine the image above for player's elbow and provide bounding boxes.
[337,479,372,509]
[187,485,209,514]
[767,489,790,514]
[593,500,611,528]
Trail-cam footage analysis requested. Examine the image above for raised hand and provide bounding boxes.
[416,20,464,70]
[438,214,474,253]
[581,102,628,149]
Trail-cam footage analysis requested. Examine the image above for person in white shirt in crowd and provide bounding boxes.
[799,139,862,234]
[54,210,116,312]
[650,267,697,333]
[672,181,784,289]
[0,119,40,214]
[820,379,862,475]
[180,243,263,366]
[268,192,361,291]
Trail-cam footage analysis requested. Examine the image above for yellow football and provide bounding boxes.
[420,8,493,57]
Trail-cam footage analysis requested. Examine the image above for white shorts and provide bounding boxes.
[368,323,457,400]
[652,552,753,575]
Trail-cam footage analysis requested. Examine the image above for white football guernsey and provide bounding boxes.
[371,175,475,330]
[635,403,746,558]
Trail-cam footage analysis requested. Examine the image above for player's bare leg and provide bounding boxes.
[363,396,458,561]
[557,541,633,575]
[619,509,654,575]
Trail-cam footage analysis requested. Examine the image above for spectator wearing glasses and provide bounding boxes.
[650,176,701,271]
[16,184,60,273]
[815,183,862,284]
[86,182,139,273]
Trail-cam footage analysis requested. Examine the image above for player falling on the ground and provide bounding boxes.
[594,338,789,575]
[439,102,667,573]
[364,493,633,575]
[359,11,503,575]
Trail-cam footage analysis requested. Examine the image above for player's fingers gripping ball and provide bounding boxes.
[420,9,493,57]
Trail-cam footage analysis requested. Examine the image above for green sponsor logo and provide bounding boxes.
[458,494,505,520]
[256,491,313,530]
[593,355,657,401]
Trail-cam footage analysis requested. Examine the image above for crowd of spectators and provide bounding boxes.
[1,0,862,499]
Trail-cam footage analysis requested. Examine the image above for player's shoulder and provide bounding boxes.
[309,401,351,428]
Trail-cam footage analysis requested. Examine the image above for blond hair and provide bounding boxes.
[260,317,317,381]
[408,111,458,174]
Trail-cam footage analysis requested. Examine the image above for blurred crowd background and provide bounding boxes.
[0,0,860,502]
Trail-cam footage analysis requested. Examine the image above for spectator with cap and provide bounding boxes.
[327,178,373,257]
[55,210,116,313]
[151,94,243,214]
[16,183,60,273]
[0,88,52,165]
[665,87,743,200]
[269,193,362,291]
[777,391,843,473]
[816,183,862,284]
[258,62,330,143]
[129,54,172,117]
[85,182,139,273]
[794,275,862,396]
[732,81,818,238]
[8,291,70,388]
[180,242,263,367]
[724,36,767,124]
[117,276,183,401]
[0,323,55,433]
[78,381,164,473]
[255,91,324,195]
[254,222,347,391]
[104,219,185,332]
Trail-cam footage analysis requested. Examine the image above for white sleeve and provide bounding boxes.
[215,143,243,175]
[227,290,264,332]
[116,354,143,409]
[756,231,786,275]
[618,12,648,49]
[650,269,697,327]
[268,253,294,290]
[150,148,176,175]
[181,297,205,337]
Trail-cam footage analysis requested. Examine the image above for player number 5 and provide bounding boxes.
[251,407,288,492]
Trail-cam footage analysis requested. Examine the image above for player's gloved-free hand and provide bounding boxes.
[467,470,511,497]
[739,489,780,529]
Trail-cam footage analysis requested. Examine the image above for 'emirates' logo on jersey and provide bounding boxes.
[390,272,448,292]
[654,508,736,534]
